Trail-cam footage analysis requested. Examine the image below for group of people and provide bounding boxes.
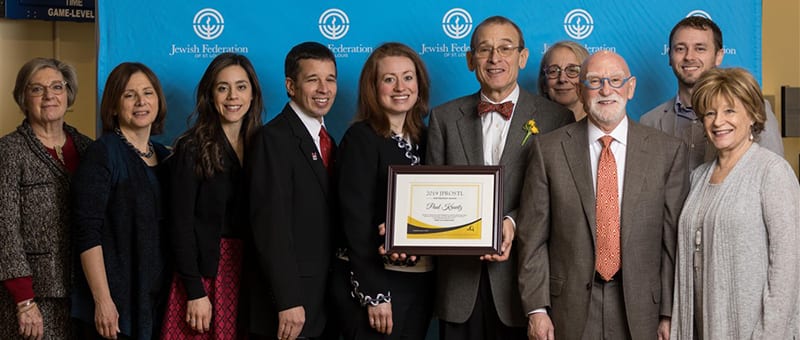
[0,13,797,340]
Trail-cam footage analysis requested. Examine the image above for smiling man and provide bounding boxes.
[426,16,574,340]
[641,16,783,170]
[517,51,689,340]
[246,41,339,340]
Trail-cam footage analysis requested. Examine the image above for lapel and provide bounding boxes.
[281,104,329,195]
[619,121,649,250]
[455,92,485,165]
[658,98,677,136]
[562,120,596,241]
[498,90,532,166]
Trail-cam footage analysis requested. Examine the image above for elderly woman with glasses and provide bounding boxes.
[0,58,93,339]
[537,41,590,121]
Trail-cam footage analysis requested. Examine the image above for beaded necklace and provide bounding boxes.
[114,128,154,158]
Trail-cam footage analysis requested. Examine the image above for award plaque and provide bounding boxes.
[385,165,503,255]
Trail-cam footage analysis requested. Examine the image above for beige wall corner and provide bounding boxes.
[763,0,800,177]
[0,19,97,139]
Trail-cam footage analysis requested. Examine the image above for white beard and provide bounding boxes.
[588,94,627,126]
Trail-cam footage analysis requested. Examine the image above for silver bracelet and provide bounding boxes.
[349,271,391,306]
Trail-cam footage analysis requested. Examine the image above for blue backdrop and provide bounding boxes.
[98,1,761,144]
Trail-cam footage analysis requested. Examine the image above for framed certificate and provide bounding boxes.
[385,165,503,255]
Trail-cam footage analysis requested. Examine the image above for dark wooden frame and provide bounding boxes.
[385,165,503,255]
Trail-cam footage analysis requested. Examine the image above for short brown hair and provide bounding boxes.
[354,42,430,144]
[13,57,78,115]
[691,67,765,137]
[99,62,168,135]
[537,41,589,98]
[669,16,723,51]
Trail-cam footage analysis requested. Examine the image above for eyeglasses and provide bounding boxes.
[582,76,633,90]
[543,65,581,79]
[472,45,522,58]
[26,81,68,97]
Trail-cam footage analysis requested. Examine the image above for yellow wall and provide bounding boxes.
[1,4,799,177]
[0,19,96,138]
[763,0,800,177]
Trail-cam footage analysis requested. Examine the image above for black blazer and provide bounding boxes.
[245,104,337,337]
[168,134,245,300]
[337,121,425,298]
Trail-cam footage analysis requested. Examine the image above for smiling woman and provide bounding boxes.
[538,41,589,121]
[71,62,172,339]
[671,67,800,339]
[161,53,264,339]
[0,57,92,340]
[331,42,435,340]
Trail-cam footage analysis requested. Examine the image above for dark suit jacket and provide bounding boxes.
[337,120,426,299]
[516,119,689,339]
[168,134,246,300]
[426,88,574,327]
[246,104,336,337]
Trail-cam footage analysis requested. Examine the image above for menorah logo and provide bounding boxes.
[563,9,594,40]
[442,8,472,40]
[686,9,712,19]
[193,8,224,41]
[318,8,350,41]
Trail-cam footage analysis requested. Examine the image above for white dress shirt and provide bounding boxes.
[480,85,520,165]
[290,101,328,155]
[587,116,628,206]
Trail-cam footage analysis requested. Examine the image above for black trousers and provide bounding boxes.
[439,265,526,340]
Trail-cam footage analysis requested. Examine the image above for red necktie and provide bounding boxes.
[477,100,514,120]
[319,126,333,172]
[595,135,620,281]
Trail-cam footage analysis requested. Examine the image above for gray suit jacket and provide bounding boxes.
[640,96,784,170]
[427,88,573,327]
[516,119,689,339]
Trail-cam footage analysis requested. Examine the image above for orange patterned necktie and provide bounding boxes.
[595,135,620,281]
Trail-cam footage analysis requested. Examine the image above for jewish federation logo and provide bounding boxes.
[442,8,472,40]
[193,8,224,41]
[319,8,350,40]
[686,10,712,19]
[564,9,594,40]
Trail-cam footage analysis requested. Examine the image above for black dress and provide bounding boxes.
[332,121,434,339]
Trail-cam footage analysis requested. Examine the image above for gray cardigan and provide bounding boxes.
[0,120,91,298]
[671,143,800,339]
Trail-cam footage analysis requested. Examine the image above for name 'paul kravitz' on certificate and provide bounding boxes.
[385,165,503,255]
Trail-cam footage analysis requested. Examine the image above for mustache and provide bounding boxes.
[591,94,624,105]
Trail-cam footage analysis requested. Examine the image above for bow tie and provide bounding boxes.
[477,100,514,120]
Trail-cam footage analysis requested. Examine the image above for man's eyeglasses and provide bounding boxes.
[472,45,522,58]
[543,65,581,79]
[582,76,633,90]
[26,81,68,97]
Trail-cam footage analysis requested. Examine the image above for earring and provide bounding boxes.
[749,133,754,141]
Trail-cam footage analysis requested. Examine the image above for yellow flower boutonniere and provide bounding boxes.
[522,119,539,145]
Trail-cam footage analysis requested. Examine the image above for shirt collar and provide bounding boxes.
[290,101,326,135]
[480,84,520,106]
[674,94,698,120]
[588,115,628,147]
